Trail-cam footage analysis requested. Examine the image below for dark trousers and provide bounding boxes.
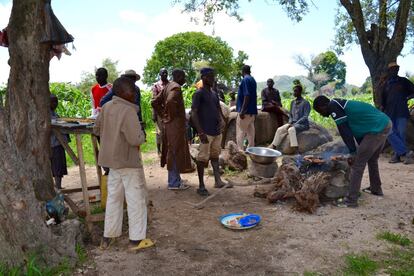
[348,123,391,202]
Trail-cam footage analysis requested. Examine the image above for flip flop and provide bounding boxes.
[129,239,155,251]
[333,197,358,208]
[99,237,116,250]
[362,187,384,196]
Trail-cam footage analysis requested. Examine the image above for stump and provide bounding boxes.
[248,161,278,178]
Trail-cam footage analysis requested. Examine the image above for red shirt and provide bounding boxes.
[91,83,112,109]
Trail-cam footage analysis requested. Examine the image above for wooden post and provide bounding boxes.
[91,135,102,191]
[75,134,92,232]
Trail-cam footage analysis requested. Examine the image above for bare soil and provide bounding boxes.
[64,152,414,275]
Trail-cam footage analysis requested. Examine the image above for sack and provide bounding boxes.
[41,1,74,44]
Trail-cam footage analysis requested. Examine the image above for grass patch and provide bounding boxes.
[383,246,414,275]
[75,243,88,265]
[90,203,105,215]
[0,255,72,276]
[223,167,240,177]
[343,254,378,276]
[377,231,412,247]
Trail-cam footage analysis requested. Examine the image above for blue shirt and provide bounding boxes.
[236,75,258,115]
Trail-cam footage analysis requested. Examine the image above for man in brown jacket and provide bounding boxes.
[94,77,149,250]
[152,69,193,190]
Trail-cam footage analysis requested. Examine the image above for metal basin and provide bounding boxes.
[245,147,282,164]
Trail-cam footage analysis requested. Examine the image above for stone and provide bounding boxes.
[279,122,333,154]
[248,160,278,178]
[308,139,348,155]
[223,110,287,146]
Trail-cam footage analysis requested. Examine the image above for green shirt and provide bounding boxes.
[329,99,390,139]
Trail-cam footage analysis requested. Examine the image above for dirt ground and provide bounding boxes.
[64,152,414,275]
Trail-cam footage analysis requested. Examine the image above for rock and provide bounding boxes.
[308,138,348,155]
[279,122,333,154]
[248,160,278,178]
[224,110,287,146]
[51,219,83,262]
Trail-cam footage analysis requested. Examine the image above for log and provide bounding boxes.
[226,178,277,187]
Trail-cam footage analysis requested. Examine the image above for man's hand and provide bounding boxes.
[239,113,245,120]
[347,156,355,166]
[199,133,209,144]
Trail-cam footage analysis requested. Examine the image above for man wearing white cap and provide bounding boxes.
[381,61,414,164]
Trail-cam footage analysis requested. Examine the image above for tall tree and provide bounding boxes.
[143,32,248,85]
[0,0,76,267]
[178,0,414,106]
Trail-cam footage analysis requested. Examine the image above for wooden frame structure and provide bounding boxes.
[51,122,104,232]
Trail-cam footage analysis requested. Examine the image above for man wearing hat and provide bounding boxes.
[191,68,229,196]
[100,69,145,133]
[381,61,414,164]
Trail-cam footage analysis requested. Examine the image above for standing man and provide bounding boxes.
[100,69,145,134]
[381,62,414,164]
[268,85,310,152]
[152,68,169,155]
[236,65,258,150]
[191,68,229,196]
[91,67,112,118]
[152,69,193,190]
[313,96,391,208]
[261,78,286,127]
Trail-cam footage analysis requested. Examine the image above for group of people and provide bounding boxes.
[49,60,413,249]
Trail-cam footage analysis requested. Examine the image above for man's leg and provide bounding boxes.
[246,115,256,148]
[209,134,228,188]
[122,168,147,242]
[104,169,124,239]
[387,118,407,162]
[54,176,62,190]
[348,125,390,203]
[167,154,182,188]
[287,126,298,148]
[271,123,289,147]
[236,115,247,150]
[196,137,211,196]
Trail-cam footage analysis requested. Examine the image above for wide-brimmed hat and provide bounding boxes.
[387,61,399,68]
[122,69,141,80]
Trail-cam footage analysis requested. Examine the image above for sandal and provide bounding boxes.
[99,237,116,250]
[129,239,155,251]
[362,187,384,196]
[333,197,358,208]
[168,181,190,190]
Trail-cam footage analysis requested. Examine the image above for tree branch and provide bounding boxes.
[339,0,373,62]
[389,0,411,56]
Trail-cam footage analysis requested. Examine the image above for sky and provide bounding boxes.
[0,0,413,88]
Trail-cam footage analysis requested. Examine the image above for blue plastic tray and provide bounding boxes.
[220,212,261,230]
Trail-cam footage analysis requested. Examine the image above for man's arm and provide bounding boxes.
[239,79,250,119]
[275,90,282,107]
[190,91,208,143]
[121,108,145,146]
[337,122,357,154]
[261,89,268,105]
[295,101,311,125]
[100,89,114,107]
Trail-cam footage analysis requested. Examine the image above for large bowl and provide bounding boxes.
[245,147,282,164]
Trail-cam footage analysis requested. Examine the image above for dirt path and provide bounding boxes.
[65,153,414,275]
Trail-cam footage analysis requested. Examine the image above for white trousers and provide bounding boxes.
[236,114,255,150]
[104,167,147,241]
[271,123,298,147]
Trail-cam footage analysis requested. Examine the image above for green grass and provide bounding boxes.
[343,254,378,276]
[383,246,414,275]
[0,255,72,276]
[377,231,412,247]
[75,243,88,265]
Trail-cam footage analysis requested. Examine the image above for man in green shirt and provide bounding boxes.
[313,96,391,208]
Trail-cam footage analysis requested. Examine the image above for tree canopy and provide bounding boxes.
[177,0,414,106]
[295,51,347,91]
[143,31,248,85]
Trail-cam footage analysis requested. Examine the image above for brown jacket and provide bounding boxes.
[94,96,145,169]
[151,82,192,173]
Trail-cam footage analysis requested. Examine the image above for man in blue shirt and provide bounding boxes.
[381,62,414,164]
[313,95,391,208]
[236,65,258,150]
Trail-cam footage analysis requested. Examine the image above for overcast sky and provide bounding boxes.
[0,0,413,87]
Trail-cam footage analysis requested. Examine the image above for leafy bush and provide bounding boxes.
[50,82,91,118]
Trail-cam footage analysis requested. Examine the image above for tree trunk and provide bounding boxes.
[0,0,75,267]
